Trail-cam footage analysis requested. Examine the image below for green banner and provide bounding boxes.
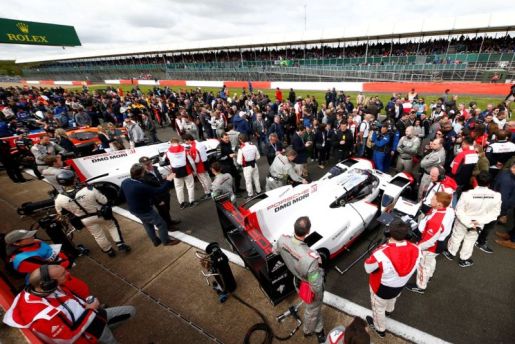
[0,18,81,46]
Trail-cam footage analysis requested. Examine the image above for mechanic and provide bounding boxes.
[266,148,307,191]
[166,138,198,209]
[236,134,261,199]
[3,265,135,344]
[406,192,454,294]
[395,126,420,173]
[371,124,392,173]
[419,166,457,214]
[139,156,181,230]
[323,317,370,344]
[124,116,146,148]
[450,137,479,195]
[5,229,90,295]
[216,132,243,193]
[182,134,212,201]
[418,138,446,200]
[443,172,501,268]
[121,163,180,247]
[41,155,69,192]
[55,170,131,257]
[364,219,421,338]
[210,161,235,202]
[30,134,65,172]
[275,216,326,343]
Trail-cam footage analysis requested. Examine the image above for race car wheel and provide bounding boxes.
[92,182,123,205]
[316,248,330,269]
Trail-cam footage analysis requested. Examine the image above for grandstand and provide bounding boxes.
[17,13,515,83]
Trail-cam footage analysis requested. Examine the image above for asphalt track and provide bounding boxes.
[113,127,514,343]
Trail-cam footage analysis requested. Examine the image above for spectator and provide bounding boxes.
[41,155,68,192]
[54,128,76,155]
[141,113,159,143]
[396,126,420,173]
[493,160,515,228]
[292,125,310,177]
[121,163,180,246]
[30,134,65,172]
[217,132,243,192]
[265,132,285,165]
[334,122,354,162]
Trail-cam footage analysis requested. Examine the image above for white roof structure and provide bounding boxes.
[16,12,515,64]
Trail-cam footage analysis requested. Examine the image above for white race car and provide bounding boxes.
[66,139,220,202]
[215,158,416,304]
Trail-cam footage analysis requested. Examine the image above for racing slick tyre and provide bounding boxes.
[92,182,124,205]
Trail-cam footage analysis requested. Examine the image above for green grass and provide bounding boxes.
[71,84,513,115]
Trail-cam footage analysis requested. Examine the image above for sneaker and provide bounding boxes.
[405,283,425,294]
[318,165,325,169]
[179,202,188,209]
[458,259,474,268]
[365,315,386,338]
[152,238,162,247]
[199,194,211,201]
[442,250,455,261]
[475,242,493,254]
[105,248,116,257]
[117,243,131,253]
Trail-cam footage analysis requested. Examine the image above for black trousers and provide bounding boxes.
[155,196,174,227]
[477,221,496,245]
[3,161,25,182]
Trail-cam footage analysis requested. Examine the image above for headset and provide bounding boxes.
[436,165,446,182]
[39,265,58,294]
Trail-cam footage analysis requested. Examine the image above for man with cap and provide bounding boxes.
[55,170,131,257]
[266,148,307,191]
[5,229,89,295]
[275,216,326,343]
[3,265,135,344]
[139,156,181,230]
[364,219,421,337]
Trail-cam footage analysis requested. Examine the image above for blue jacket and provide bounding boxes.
[494,170,515,211]
[233,115,250,135]
[121,178,173,214]
[372,131,391,152]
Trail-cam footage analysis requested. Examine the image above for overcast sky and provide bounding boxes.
[1,0,513,60]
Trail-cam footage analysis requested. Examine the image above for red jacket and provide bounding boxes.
[418,208,448,253]
[3,284,103,343]
[364,241,420,299]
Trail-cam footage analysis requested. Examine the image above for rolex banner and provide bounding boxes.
[0,18,81,46]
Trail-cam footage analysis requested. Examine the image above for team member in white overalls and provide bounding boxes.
[236,134,261,198]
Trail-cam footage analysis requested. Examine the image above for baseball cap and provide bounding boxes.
[138,156,152,164]
[5,229,37,245]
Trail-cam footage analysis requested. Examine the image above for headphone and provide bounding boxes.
[39,265,58,294]
[436,165,446,182]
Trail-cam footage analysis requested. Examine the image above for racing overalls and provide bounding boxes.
[275,234,324,335]
[265,154,303,191]
[167,143,195,205]
[186,140,212,196]
[55,187,125,253]
[371,132,391,173]
[211,173,234,202]
[447,186,501,260]
[237,142,261,197]
[418,147,447,200]
[416,207,454,290]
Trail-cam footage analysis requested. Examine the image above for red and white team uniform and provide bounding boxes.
[167,143,195,204]
[416,207,454,289]
[3,287,103,344]
[364,241,420,332]
[186,140,212,195]
[450,148,479,188]
[421,176,458,211]
[237,142,261,197]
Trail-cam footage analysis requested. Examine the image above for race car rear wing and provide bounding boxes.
[214,195,295,305]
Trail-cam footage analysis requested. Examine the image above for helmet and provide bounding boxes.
[56,170,76,186]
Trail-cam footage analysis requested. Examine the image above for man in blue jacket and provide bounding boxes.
[372,124,392,173]
[494,161,515,250]
[121,164,180,247]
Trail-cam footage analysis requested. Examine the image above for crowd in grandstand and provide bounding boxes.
[27,34,515,71]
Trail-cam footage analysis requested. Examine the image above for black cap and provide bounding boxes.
[138,156,152,164]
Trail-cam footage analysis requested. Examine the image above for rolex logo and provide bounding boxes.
[16,22,29,34]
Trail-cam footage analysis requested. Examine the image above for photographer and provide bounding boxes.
[3,265,135,344]
[55,170,131,257]
[364,220,421,338]
[371,124,392,173]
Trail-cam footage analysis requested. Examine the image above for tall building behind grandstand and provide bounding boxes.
[17,14,515,83]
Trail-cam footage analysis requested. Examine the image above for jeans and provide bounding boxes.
[132,209,169,243]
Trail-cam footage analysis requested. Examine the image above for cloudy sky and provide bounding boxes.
[1,0,513,61]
